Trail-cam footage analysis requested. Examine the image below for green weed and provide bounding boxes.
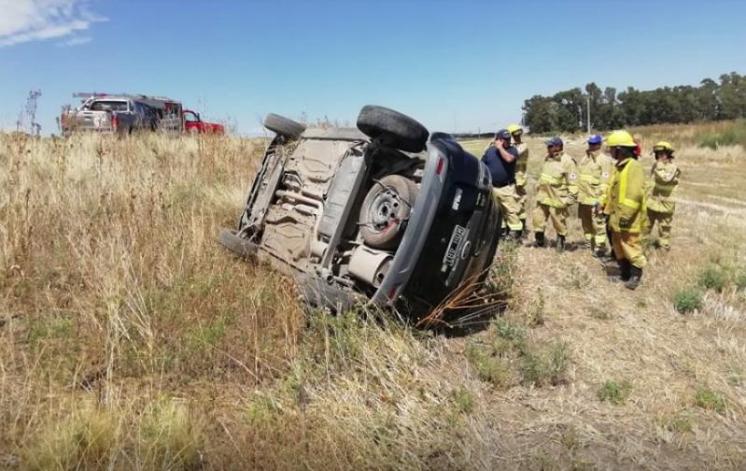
[673,288,703,313]
[465,343,512,388]
[597,380,632,405]
[520,342,570,387]
[698,266,729,293]
[735,269,746,291]
[451,387,475,414]
[694,387,727,414]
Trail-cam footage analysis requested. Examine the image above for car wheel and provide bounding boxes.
[359,175,418,250]
[264,113,306,140]
[218,229,258,259]
[356,105,429,153]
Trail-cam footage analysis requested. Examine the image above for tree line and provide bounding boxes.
[522,72,746,133]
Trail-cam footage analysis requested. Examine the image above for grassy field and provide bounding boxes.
[1,123,745,469]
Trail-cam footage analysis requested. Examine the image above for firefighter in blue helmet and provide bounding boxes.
[577,134,614,257]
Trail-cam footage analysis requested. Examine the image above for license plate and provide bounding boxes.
[442,225,467,271]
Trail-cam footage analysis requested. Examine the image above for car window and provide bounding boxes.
[184,112,198,122]
[90,100,129,112]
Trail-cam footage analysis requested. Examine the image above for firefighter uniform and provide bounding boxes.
[532,139,578,248]
[646,145,681,250]
[605,158,647,268]
[514,141,529,224]
[577,147,613,250]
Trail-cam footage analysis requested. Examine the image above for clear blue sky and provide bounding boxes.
[1,0,746,135]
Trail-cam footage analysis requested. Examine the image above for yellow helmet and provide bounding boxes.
[606,130,637,148]
[507,124,523,135]
[653,141,674,152]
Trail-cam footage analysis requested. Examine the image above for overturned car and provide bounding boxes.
[220,106,501,318]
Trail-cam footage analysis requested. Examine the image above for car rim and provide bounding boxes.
[369,187,403,233]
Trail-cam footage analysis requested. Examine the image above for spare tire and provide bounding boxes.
[356,105,429,153]
[359,175,418,250]
[264,113,306,139]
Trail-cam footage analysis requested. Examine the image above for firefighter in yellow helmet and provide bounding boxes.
[508,124,529,236]
[577,134,613,257]
[532,137,578,252]
[646,141,681,250]
[603,130,647,290]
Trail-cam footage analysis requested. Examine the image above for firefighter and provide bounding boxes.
[646,141,681,250]
[532,137,578,252]
[508,124,529,236]
[603,130,647,290]
[482,129,523,239]
[577,134,613,257]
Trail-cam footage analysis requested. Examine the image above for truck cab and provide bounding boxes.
[184,110,225,135]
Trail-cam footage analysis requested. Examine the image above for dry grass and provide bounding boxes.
[1,127,745,469]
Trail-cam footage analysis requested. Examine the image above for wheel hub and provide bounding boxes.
[369,189,401,230]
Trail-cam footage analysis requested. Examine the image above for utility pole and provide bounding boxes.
[586,95,591,134]
[16,90,42,136]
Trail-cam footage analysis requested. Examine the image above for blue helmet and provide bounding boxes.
[545,136,563,148]
[587,134,603,145]
[496,129,511,140]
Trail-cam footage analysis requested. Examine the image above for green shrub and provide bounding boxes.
[694,387,727,414]
[698,266,729,292]
[663,412,694,433]
[465,343,511,387]
[520,342,570,387]
[597,380,632,405]
[698,119,746,149]
[673,288,703,313]
[451,387,475,414]
[735,270,746,291]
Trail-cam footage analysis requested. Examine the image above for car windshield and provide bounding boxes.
[89,100,129,112]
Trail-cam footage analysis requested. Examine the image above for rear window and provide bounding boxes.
[89,101,129,112]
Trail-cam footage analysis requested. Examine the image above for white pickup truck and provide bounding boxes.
[60,94,183,136]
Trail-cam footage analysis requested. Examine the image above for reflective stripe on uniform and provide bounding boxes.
[655,182,676,191]
[580,174,600,184]
[619,160,640,210]
[540,174,560,185]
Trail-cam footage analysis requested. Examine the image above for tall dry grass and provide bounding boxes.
[1,130,745,469]
[0,133,518,469]
[0,133,309,468]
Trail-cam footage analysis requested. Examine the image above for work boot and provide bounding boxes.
[534,232,546,248]
[608,259,622,282]
[593,245,608,259]
[619,259,632,282]
[520,220,528,239]
[625,266,643,290]
[509,230,522,241]
[556,235,566,253]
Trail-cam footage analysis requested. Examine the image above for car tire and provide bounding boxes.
[264,113,306,140]
[356,105,429,153]
[218,229,258,259]
[359,175,418,250]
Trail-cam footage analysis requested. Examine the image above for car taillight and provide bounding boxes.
[436,158,445,175]
[111,114,118,131]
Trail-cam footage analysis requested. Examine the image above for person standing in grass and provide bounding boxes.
[603,130,647,290]
[532,137,578,252]
[482,129,523,240]
[645,141,681,251]
[577,134,613,257]
[508,124,529,237]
